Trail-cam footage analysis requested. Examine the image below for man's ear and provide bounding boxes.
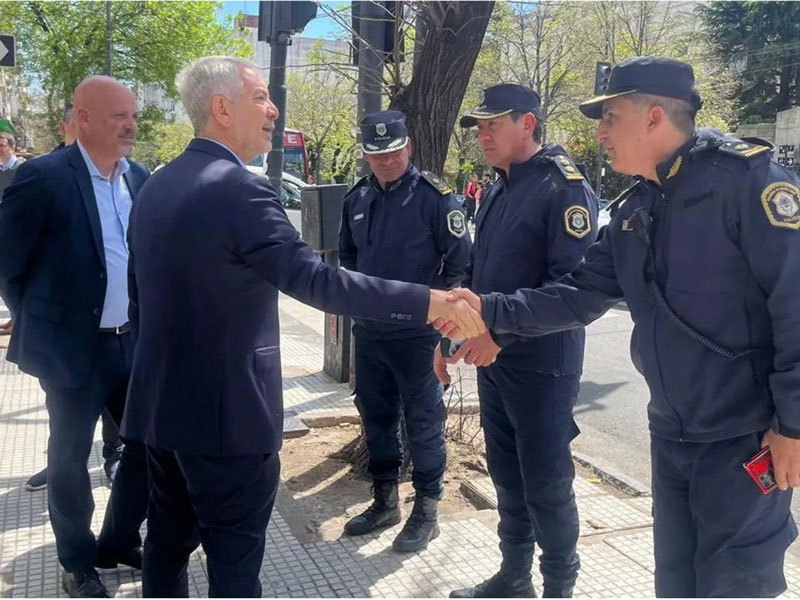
[526,113,537,136]
[647,105,666,132]
[209,95,232,128]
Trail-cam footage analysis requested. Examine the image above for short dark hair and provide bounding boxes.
[62,102,74,123]
[510,111,543,143]
[629,93,696,136]
[0,132,15,148]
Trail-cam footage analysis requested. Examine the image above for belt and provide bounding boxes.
[99,322,130,335]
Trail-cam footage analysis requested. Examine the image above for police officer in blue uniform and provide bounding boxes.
[440,85,599,598]
[339,110,471,552]
[447,57,800,598]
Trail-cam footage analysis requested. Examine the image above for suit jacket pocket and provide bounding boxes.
[24,296,63,323]
[252,346,282,400]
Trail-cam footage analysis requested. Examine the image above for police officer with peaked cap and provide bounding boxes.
[339,110,471,552]
[441,84,599,598]
[446,56,800,597]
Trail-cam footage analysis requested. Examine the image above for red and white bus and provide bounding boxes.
[246,128,312,183]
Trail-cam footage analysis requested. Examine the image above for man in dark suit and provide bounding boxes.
[122,56,484,597]
[0,76,150,598]
[23,101,125,494]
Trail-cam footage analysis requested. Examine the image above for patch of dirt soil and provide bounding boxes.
[279,421,489,541]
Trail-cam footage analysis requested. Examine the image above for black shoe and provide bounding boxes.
[25,467,48,491]
[392,495,440,552]
[95,545,143,570]
[450,571,537,598]
[344,480,401,536]
[542,585,574,598]
[62,569,110,598]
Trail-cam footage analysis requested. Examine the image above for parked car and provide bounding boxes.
[245,158,307,210]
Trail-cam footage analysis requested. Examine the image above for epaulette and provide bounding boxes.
[717,139,772,160]
[420,170,453,195]
[345,175,370,196]
[606,181,642,214]
[552,154,585,183]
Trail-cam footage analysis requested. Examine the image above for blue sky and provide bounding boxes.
[217,1,347,39]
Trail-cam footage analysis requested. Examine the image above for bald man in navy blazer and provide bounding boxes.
[122,56,483,597]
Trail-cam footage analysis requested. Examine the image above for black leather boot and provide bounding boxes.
[542,583,574,598]
[450,543,536,598]
[344,480,401,536]
[392,495,440,552]
[449,569,536,598]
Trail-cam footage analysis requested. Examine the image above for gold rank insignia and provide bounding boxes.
[761,182,800,230]
[420,170,454,195]
[666,155,682,179]
[564,205,591,238]
[554,155,584,181]
[719,140,771,159]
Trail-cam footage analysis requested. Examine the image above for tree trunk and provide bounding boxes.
[389,1,495,173]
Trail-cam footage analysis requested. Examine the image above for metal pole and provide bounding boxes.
[105,1,112,76]
[356,1,385,178]
[267,33,288,192]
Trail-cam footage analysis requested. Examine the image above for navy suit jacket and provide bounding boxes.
[0,144,148,387]
[122,138,430,456]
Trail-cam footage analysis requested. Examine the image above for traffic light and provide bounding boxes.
[594,62,612,96]
[258,1,317,43]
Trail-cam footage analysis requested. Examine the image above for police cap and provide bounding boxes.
[460,84,543,128]
[360,110,409,155]
[579,56,703,119]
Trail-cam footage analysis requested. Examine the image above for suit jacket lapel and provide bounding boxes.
[66,144,106,268]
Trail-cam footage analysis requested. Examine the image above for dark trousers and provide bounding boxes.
[465,198,476,223]
[478,364,581,585]
[42,331,148,573]
[354,332,446,498]
[651,433,797,598]
[142,446,280,597]
[100,408,122,456]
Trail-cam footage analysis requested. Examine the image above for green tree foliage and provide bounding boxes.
[284,41,357,183]
[0,1,249,149]
[699,1,800,122]
[131,121,194,170]
[451,1,736,200]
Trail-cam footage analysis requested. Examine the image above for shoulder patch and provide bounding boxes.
[553,155,585,182]
[447,209,467,238]
[564,205,592,239]
[420,170,453,195]
[761,181,800,230]
[718,140,771,160]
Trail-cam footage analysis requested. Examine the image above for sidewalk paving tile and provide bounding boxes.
[0,296,797,597]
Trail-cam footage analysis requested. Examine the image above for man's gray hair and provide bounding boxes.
[176,56,260,135]
[629,93,697,136]
[0,132,15,148]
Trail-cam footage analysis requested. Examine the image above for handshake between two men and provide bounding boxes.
[427,288,494,386]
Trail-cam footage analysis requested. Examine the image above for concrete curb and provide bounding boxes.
[572,450,651,497]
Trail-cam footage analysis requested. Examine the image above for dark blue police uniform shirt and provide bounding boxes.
[483,128,800,442]
[467,143,599,373]
[339,165,471,339]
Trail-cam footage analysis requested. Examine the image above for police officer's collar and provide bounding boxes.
[655,133,697,185]
[495,144,560,183]
[370,163,416,193]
